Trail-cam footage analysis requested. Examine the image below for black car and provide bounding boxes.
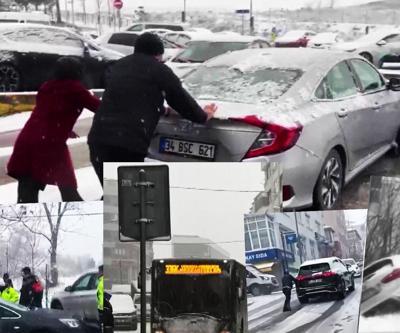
[0,298,86,333]
[295,257,355,303]
[0,23,123,92]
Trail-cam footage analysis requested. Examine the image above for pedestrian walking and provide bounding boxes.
[282,270,297,312]
[88,32,217,186]
[19,267,43,308]
[7,57,101,203]
[0,278,19,303]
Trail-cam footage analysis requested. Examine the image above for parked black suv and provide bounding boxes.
[295,257,355,303]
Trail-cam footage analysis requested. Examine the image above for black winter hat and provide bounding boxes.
[134,33,164,56]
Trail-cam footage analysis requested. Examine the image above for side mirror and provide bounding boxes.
[377,40,387,46]
[65,286,73,292]
[388,77,400,91]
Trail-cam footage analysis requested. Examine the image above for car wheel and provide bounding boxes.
[263,285,272,295]
[50,300,63,310]
[336,279,346,300]
[250,284,262,297]
[348,277,355,292]
[313,149,344,210]
[360,52,373,63]
[298,295,309,304]
[0,63,21,92]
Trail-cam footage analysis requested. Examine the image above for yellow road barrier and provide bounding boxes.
[0,89,104,117]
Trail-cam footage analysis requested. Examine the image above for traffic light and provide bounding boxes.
[118,165,171,241]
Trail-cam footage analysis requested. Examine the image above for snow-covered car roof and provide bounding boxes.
[300,257,342,267]
[188,33,267,43]
[281,30,316,37]
[109,294,136,315]
[0,22,71,33]
[202,47,354,73]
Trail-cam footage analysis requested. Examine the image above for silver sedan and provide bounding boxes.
[148,48,400,210]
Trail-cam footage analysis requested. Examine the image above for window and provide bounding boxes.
[315,61,358,99]
[127,24,143,32]
[165,33,178,43]
[176,34,191,46]
[0,306,19,318]
[350,59,384,92]
[245,216,276,251]
[108,33,138,47]
[72,274,92,291]
[383,34,400,43]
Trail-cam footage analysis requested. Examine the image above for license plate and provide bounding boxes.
[160,137,216,160]
[308,279,322,284]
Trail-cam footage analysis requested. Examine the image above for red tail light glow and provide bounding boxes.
[296,275,306,281]
[321,271,336,278]
[381,268,400,284]
[230,115,303,158]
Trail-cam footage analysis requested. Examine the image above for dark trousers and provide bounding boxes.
[89,143,146,187]
[17,177,83,203]
[283,288,292,312]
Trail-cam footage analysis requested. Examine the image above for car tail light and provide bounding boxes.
[321,271,336,278]
[296,275,306,281]
[230,115,302,158]
[381,268,400,284]
[283,185,295,201]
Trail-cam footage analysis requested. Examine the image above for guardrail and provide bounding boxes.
[0,89,104,117]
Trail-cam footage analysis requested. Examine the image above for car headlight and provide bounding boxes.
[59,319,80,328]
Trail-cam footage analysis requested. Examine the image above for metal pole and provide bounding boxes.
[280,232,288,272]
[294,212,303,264]
[138,169,148,333]
[250,0,254,34]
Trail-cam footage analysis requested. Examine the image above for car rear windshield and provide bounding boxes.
[108,33,138,47]
[364,259,393,277]
[343,259,356,265]
[299,263,331,276]
[173,41,250,63]
[184,66,301,104]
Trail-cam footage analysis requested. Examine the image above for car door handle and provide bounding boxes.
[337,109,348,118]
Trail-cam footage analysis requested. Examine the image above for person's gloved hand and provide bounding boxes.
[203,103,217,121]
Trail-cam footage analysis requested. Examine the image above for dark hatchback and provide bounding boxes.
[0,298,88,333]
[0,23,123,92]
[295,257,355,303]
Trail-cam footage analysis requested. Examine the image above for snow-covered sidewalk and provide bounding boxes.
[0,167,103,204]
[358,314,400,333]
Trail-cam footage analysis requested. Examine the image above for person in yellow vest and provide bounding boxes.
[97,265,104,313]
[1,279,19,303]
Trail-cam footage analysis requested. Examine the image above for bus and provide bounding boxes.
[151,258,247,333]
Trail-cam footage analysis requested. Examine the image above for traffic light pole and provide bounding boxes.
[135,169,154,333]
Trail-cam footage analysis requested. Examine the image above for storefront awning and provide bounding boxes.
[254,262,276,273]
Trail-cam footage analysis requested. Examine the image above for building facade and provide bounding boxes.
[250,162,282,214]
[347,228,364,261]
[171,235,230,259]
[104,179,154,290]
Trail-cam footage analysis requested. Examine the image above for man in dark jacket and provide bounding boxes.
[282,270,297,312]
[88,32,217,186]
[19,267,43,308]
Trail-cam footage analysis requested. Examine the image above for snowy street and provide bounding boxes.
[249,279,362,333]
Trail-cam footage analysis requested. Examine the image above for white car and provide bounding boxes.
[163,30,214,48]
[333,29,400,66]
[343,258,362,277]
[108,293,138,331]
[246,264,279,296]
[124,22,188,33]
[166,34,270,78]
[361,255,400,316]
[309,32,344,49]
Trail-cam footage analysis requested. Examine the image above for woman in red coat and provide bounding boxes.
[7,57,101,203]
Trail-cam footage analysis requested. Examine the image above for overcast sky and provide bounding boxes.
[60,0,380,14]
[105,162,266,264]
[344,209,368,226]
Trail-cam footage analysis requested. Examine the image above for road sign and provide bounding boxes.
[118,165,171,241]
[285,233,297,244]
[235,9,250,14]
[113,0,123,9]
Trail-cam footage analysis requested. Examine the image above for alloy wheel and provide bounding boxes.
[320,156,342,209]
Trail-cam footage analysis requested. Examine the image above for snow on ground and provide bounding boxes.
[358,314,400,333]
[0,167,103,204]
[0,136,89,157]
[0,109,94,133]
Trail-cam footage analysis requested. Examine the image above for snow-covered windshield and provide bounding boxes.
[184,65,302,104]
[173,41,249,63]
